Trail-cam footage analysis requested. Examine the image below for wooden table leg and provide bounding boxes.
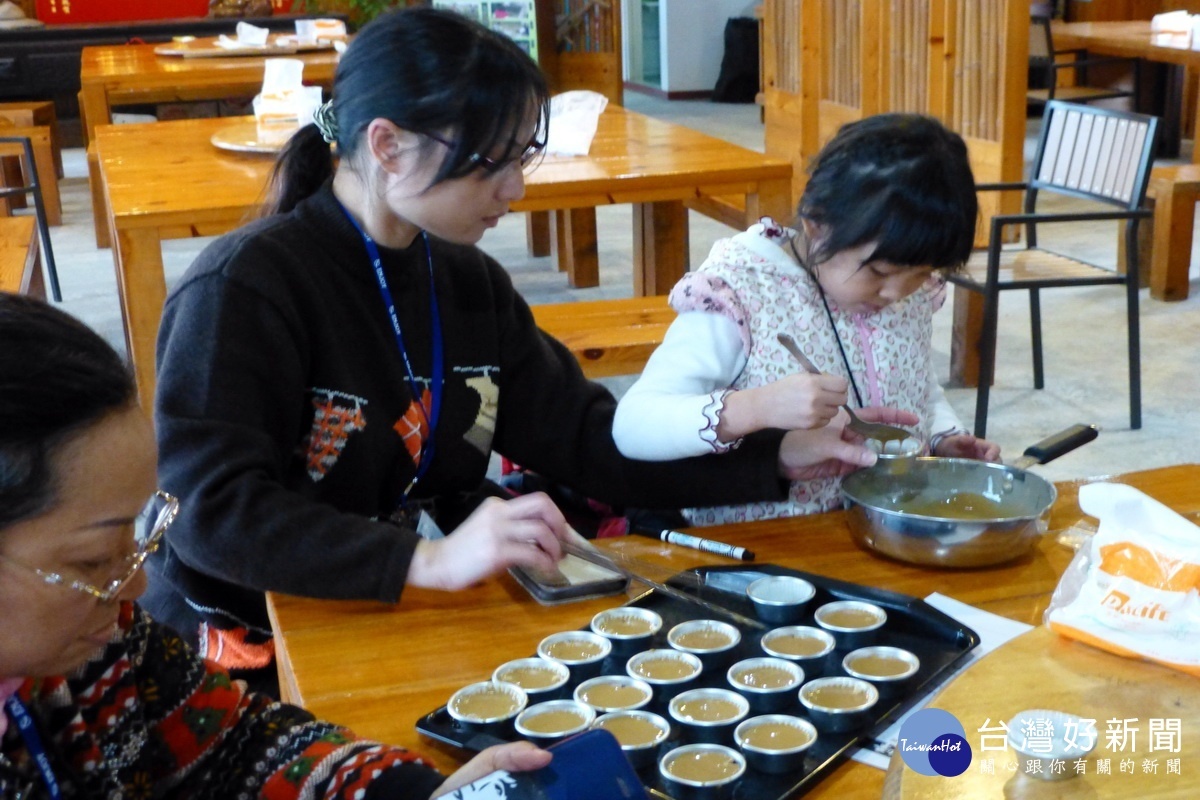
[1149,177,1196,301]
[745,177,794,225]
[633,200,688,297]
[525,211,551,257]
[554,208,599,288]
[949,288,985,389]
[88,143,111,249]
[113,226,167,405]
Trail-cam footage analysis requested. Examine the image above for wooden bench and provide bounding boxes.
[0,216,44,298]
[531,295,674,378]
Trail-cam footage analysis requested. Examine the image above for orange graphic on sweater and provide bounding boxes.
[305,391,367,481]
[394,389,432,466]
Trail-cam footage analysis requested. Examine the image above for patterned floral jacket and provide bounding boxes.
[0,604,444,800]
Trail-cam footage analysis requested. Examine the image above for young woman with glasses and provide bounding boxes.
[0,294,551,800]
[148,7,911,692]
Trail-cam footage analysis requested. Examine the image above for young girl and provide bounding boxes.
[0,294,550,800]
[614,113,1001,525]
[146,7,897,690]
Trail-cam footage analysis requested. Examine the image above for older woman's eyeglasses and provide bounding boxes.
[423,131,546,174]
[1,490,179,602]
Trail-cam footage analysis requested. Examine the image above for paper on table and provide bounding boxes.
[217,22,271,49]
[1151,9,1192,33]
[545,90,608,156]
[295,18,347,44]
[850,593,1033,771]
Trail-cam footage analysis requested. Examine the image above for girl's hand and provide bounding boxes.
[408,493,568,591]
[777,406,920,481]
[431,741,552,799]
[719,373,849,440]
[932,434,1002,462]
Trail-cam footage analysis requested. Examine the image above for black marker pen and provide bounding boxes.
[630,525,756,561]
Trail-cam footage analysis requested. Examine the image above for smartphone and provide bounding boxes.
[437,728,647,800]
[510,553,628,604]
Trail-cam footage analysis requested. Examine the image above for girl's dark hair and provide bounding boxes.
[0,294,135,529]
[798,113,978,272]
[264,6,551,215]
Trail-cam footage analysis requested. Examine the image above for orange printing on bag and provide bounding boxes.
[1097,541,1200,593]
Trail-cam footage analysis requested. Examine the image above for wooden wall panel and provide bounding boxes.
[762,0,1025,219]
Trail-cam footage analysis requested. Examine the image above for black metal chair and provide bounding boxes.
[0,135,60,301]
[946,100,1160,438]
[1028,11,1139,108]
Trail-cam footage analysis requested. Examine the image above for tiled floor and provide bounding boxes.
[37,93,1200,485]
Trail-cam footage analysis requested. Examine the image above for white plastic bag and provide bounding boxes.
[1045,483,1200,676]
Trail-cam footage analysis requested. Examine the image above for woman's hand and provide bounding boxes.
[717,373,849,440]
[932,433,1001,462]
[431,741,552,799]
[776,406,921,481]
[407,493,568,591]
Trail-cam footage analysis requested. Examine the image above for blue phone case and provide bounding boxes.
[439,728,647,800]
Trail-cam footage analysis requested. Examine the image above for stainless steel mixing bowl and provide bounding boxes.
[840,457,1057,568]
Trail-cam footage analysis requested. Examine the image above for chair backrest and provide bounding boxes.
[1029,13,1053,61]
[1028,100,1159,211]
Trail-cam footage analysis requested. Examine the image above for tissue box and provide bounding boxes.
[36,0,208,24]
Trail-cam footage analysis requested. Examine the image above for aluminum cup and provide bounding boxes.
[446,680,527,733]
[734,714,818,774]
[726,657,804,714]
[493,657,571,701]
[746,575,816,624]
[590,607,663,655]
[659,743,746,800]
[592,709,671,770]
[813,600,887,649]
[669,687,750,745]
[841,646,920,698]
[798,676,878,733]
[514,699,595,743]
[759,625,836,674]
[627,648,703,706]
[574,674,654,713]
[667,619,742,671]
[537,630,613,682]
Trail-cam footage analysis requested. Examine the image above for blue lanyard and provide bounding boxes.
[4,696,61,799]
[338,204,444,506]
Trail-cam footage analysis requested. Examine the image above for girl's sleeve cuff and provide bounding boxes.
[699,390,743,454]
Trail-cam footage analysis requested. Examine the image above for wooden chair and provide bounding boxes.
[945,100,1159,438]
[0,122,62,227]
[1027,12,1138,107]
[0,216,44,298]
[0,136,61,302]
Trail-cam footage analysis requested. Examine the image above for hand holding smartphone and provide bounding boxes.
[435,729,647,800]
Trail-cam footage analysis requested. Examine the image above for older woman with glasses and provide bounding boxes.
[0,294,551,799]
[147,6,902,694]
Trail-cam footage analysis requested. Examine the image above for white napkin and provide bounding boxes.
[1151,10,1191,33]
[0,1,26,20]
[253,59,322,145]
[545,90,609,157]
[217,21,270,49]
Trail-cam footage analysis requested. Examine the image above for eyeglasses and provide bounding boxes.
[0,490,178,603]
[424,131,546,174]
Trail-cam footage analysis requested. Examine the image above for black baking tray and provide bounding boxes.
[416,563,979,799]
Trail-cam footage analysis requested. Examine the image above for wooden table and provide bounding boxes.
[94,107,792,404]
[79,42,339,247]
[79,42,339,145]
[267,463,1200,800]
[1052,20,1199,157]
